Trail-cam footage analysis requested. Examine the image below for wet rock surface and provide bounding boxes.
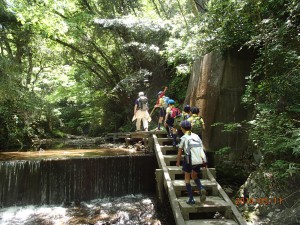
[236,170,300,225]
[31,135,107,150]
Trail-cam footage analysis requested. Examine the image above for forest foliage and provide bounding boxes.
[0,0,299,183]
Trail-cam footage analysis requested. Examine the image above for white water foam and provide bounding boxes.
[0,205,70,225]
[0,195,166,225]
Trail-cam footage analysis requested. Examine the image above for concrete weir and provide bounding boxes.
[0,154,156,207]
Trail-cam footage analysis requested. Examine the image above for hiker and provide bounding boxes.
[174,105,191,138]
[154,91,169,130]
[133,92,149,131]
[188,107,205,139]
[176,120,207,205]
[183,105,191,120]
[164,99,181,146]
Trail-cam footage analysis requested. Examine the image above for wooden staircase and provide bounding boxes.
[153,133,247,225]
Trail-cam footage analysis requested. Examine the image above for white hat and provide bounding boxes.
[138,92,144,97]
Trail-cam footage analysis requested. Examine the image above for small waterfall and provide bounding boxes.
[0,155,157,207]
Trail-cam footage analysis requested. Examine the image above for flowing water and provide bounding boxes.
[0,148,174,224]
[0,194,172,225]
[0,148,141,161]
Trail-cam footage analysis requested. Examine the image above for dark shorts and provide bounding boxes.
[182,158,201,173]
[166,117,174,127]
[159,108,166,117]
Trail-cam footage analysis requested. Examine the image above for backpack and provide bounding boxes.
[170,107,181,118]
[161,96,170,109]
[138,96,148,111]
[184,137,207,166]
[190,116,204,134]
[173,114,184,130]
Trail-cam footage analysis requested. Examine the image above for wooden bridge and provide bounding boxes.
[106,131,247,225]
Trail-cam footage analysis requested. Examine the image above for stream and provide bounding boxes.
[0,194,173,225]
[0,145,174,225]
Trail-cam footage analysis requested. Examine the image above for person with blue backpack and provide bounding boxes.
[164,99,181,147]
[154,90,169,130]
[176,120,207,205]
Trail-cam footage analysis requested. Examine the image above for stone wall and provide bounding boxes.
[185,49,255,158]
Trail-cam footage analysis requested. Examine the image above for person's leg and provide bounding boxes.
[185,172,194,204]
[157,117,161,130]
[165,120,172,137]
[157,108,164,130]
[136,118,141,131]
[191,169,206,203]
[172,127,177,147]
[142,117,148,131]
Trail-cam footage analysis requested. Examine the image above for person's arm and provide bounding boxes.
[201,117,205,129]
[134,102,138,115]
[156,86,167,105]
[164,107,170,124]
[176,138,185,166]
[155,98,162,108]
[164,111,167,124]
[176,148,183,167]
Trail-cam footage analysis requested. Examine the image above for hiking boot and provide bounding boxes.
[186,199,195,205]
[200,188,206,203]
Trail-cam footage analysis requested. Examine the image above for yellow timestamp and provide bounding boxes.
[234,197,283,205]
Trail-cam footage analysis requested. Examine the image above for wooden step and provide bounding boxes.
[160,146,178,154]
[153,134,247,225]
[172,180,218,196]
[157,137,180,145]
[163,155,182,166]
[185,219,238,225]
[167,166,216,179]
[178,196,232,220]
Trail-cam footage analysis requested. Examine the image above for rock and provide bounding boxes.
[213,211,223,219]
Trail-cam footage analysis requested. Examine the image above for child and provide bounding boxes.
[176,120,207,204]
[164,99,181,146]
[188,107,205,139]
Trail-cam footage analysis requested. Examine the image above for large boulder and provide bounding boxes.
[185,48,255,158]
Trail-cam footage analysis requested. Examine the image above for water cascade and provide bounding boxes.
[0,155,157,207]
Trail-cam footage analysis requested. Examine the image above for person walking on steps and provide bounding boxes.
[174,104,191,138]
[188,107,205,139]
[164,99,181,147]
[183,105,191,120]
[154,91,169,130]
[133,92,149,131]
[176,120,207,205]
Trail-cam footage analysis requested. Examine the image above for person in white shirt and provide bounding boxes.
[176,120,207,205]
[133,92,149,131]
